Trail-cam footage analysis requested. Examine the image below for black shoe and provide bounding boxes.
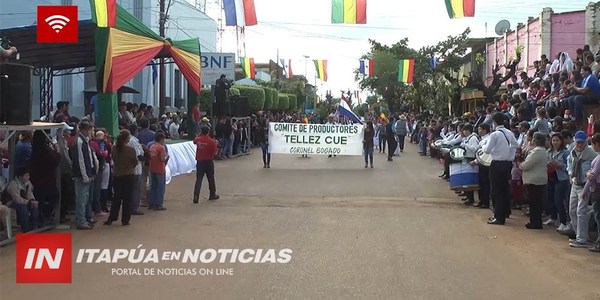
[487,218,505,225]
[209,195,220,201]
[193,195,199,204]
[387,158,393,161]
[525,223,543,230]
[475,203,490,209]
[132,211,144,215]
[464,201,474,206]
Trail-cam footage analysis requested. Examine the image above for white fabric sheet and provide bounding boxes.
[165,141,197,184]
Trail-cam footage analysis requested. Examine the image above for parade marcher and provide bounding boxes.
[461,124,479,205]
[386,117,397,161]
[475,124,492,208]
[363,121,375,168]
[193,126,220,203]
[378,119,387,154]
[482,113,519,225]
[395,115,409,153]
[256,118,271,168]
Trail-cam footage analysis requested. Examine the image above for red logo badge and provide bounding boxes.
[37,6,78,44]
[16,233,72,283]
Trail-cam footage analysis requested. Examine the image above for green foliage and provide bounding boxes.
[277,93,289,111]
[286,93,298,112]
[197,89,211,111]
[271,89,280,110]
[263,87,274,109]
[230,87,240,96]
[236,86,265,111]
[357,28,471,116]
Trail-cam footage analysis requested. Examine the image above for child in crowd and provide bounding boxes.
[419,126,428,156]
[531,108,550,135]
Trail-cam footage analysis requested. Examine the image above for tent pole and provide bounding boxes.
[159,0,167,115]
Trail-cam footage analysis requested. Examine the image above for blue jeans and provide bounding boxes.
[363,146,373,165]
[260,142,271,165]
[225,138,233,157]
[593,201,600,244]
[10,202,39,232]
[547,180,569,224]
[149,173,166,208]
[566,94,600,121]
[130,174,142,211]
[74,178,91,226]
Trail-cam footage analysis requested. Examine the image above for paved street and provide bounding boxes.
[1,143,600,299]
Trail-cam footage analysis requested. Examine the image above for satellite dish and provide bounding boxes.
[495,20,511,36]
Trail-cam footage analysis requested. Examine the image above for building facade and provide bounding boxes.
[484,3,600,85]
[0,0,217,118]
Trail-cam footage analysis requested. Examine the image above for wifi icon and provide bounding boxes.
[37,6,79,43]
[45,15,70,33]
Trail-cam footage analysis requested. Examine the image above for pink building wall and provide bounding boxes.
[550,11,585,61]
[527,20,541,75]
[485,9,586,85]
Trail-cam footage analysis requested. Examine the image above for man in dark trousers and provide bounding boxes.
[193,125,219,203]
[386,117,397,161]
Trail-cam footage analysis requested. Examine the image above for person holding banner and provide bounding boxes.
[327,116,338,158]
[257,118,271,168]
[364,121,375,168]
[386,116,398,161]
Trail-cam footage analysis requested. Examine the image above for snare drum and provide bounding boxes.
[449,162,480,191]
[449,147,466,161]
[476,148,492,167]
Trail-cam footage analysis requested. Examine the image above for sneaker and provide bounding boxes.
[94,212,107,217]
[557,224,568,231]
[589,244,600,253]
[76,224,93,230]
[209,195,220,201]
[543,219,557,226]
[569,241,590,248]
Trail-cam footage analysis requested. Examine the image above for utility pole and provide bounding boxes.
[159,0,166,115]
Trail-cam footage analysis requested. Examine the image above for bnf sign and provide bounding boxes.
[201,53,235,85]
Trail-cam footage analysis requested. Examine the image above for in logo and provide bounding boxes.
[36,6,78,43]
[16,233,72,283]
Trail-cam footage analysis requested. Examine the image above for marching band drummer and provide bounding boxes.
[475,124,492,208]
[483,113,520,225]
[461,124,480,206]
[440,124,463,180]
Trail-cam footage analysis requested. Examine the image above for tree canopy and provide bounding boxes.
[356,27,510,117]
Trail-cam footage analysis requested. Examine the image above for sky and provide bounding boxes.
[201,0,590,102]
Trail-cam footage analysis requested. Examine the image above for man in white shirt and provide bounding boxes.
[440,124,463,180]
[475,123,492,208]
[482,113,519,225]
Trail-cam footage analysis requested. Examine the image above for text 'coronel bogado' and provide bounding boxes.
[75,245,293,264]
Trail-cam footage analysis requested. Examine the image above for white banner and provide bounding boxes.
[201,53,235,85]
[268,123,364,156]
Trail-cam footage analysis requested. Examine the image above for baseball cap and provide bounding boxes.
[574,131,587,142]
[61,122,74,131]
[202,117,209,122]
